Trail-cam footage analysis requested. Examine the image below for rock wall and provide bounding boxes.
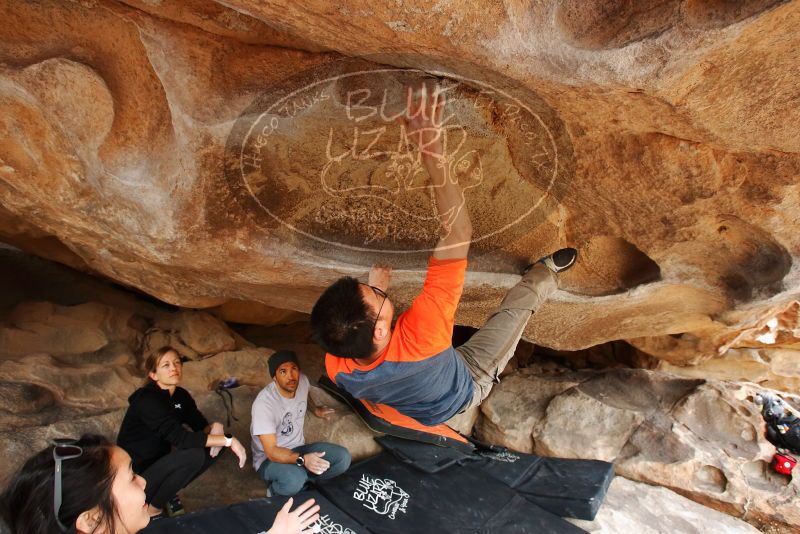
[0,248,791,534]
[0,248,474,507]
[476,368,800,530]
[0,0,798,369]
[0,247,781,532]
[1,0,800,530]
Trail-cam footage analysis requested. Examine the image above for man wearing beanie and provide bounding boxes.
[250,350,351,496]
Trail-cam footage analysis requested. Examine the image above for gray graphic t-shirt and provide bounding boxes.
[250,374,309,471]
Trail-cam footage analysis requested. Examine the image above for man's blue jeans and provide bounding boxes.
[256,442,351,496]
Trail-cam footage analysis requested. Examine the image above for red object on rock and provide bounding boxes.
[771,452,797,475]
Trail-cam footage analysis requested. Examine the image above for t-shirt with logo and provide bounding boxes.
[325,257,473,427]
[250,373,309,471]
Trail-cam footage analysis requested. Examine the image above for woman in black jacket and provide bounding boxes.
[117,346,247,517]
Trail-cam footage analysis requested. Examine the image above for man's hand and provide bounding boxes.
[313,405,335,419]
[368,263,392,292]
[267,498,320,534]
[303,451,330,476]
[230,437,247,468]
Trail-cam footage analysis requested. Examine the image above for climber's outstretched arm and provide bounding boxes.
[405,84,472,260]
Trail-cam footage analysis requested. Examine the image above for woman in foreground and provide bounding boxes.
[0,434,320,534]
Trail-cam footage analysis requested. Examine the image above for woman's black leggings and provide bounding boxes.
[140,448,220,508]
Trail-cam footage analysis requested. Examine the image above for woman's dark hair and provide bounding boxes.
[143,346,180,385]
[310,277,376,360]
[0,434,118,534]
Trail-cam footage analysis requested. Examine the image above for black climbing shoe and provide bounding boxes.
[164,495,185,517]
[527,247,578,274]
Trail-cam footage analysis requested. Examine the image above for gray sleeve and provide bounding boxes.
[251,396,278,436]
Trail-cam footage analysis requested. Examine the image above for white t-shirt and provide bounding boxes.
[250,373,309,471]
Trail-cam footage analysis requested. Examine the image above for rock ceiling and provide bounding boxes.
[0,0,798,363]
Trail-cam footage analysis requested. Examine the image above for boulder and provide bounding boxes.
[475,368,800,530]
[141,328,200,362]
[155,311,238,357]
[0,352,139,429]
[568,477,761,534]
[0,409,127,488]
[659,348,800,395]
[210,300,307,326]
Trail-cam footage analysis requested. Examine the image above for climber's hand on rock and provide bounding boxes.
[402,82,448,159]
[368,263,392,292]
[313,405,335,419]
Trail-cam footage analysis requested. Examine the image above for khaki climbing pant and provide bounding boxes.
[457,263,557,412]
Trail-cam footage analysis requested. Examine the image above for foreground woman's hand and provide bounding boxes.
[267,498,321,534]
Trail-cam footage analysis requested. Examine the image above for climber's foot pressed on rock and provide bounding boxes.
[525,248,578,275]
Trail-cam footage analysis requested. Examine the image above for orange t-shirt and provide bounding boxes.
[325,257,473,426]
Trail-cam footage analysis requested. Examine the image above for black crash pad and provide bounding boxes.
[316,451,586,534]
[375,435,473,473]
[474,450,614,521]
[139,448,606,533]
[375,435,613,521]
[141,490,366,534]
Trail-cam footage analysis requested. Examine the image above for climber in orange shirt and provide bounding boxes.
[311,83,577,435]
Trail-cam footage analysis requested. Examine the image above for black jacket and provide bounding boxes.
[117,381,209,473]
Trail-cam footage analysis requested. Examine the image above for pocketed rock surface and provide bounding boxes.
[475,368,800,531]
[567,477,761,534]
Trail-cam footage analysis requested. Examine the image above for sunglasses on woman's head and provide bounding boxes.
[51,438,83,532]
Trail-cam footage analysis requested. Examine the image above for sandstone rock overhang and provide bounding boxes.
[0,0,798,364]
